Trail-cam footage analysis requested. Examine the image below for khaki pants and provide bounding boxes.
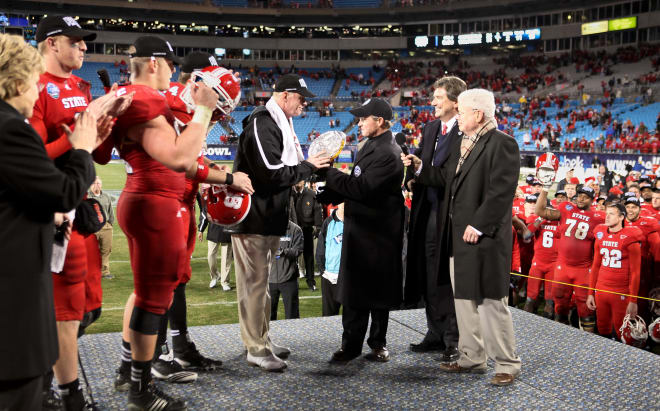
[208,240,232,287]
[449,257,522,375]
[231,234,280,357]
[95,222,113,277]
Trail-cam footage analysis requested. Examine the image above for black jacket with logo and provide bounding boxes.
[228,106,316,236]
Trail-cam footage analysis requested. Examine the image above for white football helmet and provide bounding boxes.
[648,317,660,343]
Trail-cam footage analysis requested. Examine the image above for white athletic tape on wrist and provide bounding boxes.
[191,106,213,128]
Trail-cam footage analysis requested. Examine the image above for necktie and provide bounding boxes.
[432,123,450,167]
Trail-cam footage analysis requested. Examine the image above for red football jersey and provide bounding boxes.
[164,81,194,129]
[556,202,605,267]
[592,225,644,290]
[113,84,184,200]
[30,72,91,159]
[511,225,521,272]
[519,185,534,195]
[626,216,660,258]
[512,198,526,220]
[527,215,560,262]
[164,81,206,207]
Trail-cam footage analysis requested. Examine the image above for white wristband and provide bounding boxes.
[191,106,213,128]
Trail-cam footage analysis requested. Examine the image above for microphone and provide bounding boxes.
[395,132,409,155]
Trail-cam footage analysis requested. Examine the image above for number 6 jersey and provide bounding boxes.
[556,202,605,267]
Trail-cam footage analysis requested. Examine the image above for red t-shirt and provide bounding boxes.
[556,202,605,267]
[626,216,660,257]
[592,225,644,291]
[113,84,184,200]
[30,72,91,159]
[527,215,560,263]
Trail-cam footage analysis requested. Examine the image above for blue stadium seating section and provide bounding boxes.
[281,0,321,6]
[333,0,382,7]
[258,68,336,99]
[511,101,660,150]
[73,63,656,151]
[154,0,203,4]
[336,68,381,99]
[212,0,248,7]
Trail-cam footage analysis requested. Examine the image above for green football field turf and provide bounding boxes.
[87,161,326,334]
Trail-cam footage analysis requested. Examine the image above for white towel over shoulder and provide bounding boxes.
[265,97,304,166]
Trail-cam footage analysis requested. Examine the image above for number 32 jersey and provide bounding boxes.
[557,202,605,267]
[592,225,644,289]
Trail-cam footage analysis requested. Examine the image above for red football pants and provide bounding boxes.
[553,263,594,318]
[84,233,103,313]
[52,229,87,321]
[179,203,197,284]
[527,260,554,301]
[118,193,187,315]
[595,289,629,339]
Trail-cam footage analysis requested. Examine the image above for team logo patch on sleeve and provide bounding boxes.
[354,166,361,177]
[565,204,573,211]
[596,231,603,239]
[46,83,60,99]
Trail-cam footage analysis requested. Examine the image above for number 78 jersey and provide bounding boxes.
[556,202,605,267]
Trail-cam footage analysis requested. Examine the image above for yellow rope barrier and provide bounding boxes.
[509,272,660,302]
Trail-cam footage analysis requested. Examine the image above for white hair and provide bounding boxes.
[458,88,496,121]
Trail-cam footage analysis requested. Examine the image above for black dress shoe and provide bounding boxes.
[438,346,460,363]
[409,340,445,353]
[364,347,390,362]
[329,348,361,364]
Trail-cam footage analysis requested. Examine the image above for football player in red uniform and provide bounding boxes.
[30,16,130,411]
[154,52,253,374]
[111,36,219,409]
[587,203,644,339]
[551,189,568,208]
[650,189,660,220]
[524,203,560,319]
[536,185,604,331]
[624,196,660,323]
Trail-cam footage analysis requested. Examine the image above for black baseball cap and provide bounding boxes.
[525,174,535,184]
[131,36,181,65]
[623,191,637,199]
[624,196,641,206]
[532,179,543,186]
[525,194,538,203]
[36,16,96,42]
[555,190,567,197]
[349,98,393,121]
[577,186,595,199]
[274,74,315,98]
[181,51,218,73]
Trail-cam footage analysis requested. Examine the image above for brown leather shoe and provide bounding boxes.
[364,347,390,362]
[490,373,516,386]
[438,362,487,374]
[329,348,361,364]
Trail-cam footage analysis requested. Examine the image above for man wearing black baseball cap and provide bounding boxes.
[130,35,181,66]
[36,15,96,43]
[317,97,405,364]
[227,72,329,372]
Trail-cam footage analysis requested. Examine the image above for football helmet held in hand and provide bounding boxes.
[619,314,648,348]
[205,184,251,227]
[536,152,559,188]
[180,66,241,116]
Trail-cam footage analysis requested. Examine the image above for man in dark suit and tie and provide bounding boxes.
[405,77,465,362]
[403,88,522,386]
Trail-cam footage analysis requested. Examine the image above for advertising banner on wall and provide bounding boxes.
[111,145,357,163]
